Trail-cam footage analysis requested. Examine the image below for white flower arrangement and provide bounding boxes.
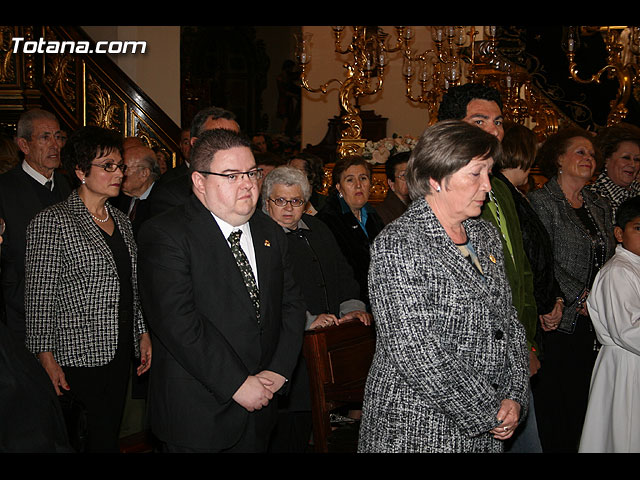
[362,134,418,164]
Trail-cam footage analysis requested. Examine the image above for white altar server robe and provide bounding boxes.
[579,244,640,453]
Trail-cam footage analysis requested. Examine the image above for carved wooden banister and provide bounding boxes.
[0,25,181,167]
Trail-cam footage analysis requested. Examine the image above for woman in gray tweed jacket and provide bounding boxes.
[24,126,151,452]
[358,121,529,453]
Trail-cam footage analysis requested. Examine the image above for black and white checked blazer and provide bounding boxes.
[24,190,147,367]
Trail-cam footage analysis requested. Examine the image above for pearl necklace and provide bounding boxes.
[91,206,110,223]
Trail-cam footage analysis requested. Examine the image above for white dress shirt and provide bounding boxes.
[211,213,258,287]
[22,160,54,190]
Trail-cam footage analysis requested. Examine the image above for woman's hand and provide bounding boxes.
[490,399,521,440]
[577,302,589,317]
[137,332,152,376]
[339,310,373,326]
[310,313,339,329]
[539,297,564,331]
[37,352,69,396]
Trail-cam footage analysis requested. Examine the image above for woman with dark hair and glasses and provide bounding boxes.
[24,125,151,452]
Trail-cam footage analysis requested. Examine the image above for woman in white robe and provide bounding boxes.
[579,238,640,452]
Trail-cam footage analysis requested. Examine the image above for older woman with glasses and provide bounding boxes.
[25,126,151,452]
[262,165,371,452]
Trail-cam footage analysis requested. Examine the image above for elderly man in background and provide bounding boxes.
[0,108,71,342]
[112,145,160,237]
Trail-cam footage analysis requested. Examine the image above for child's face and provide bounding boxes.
[615,215,640,257]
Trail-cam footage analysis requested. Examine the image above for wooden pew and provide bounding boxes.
[302,318,376,453]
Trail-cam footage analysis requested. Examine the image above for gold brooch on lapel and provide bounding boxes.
[489,254,496,264]
[264,240,271,247]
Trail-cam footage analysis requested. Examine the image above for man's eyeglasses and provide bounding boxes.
[197,168,263,184]
[34,133,64,145]
[91,162,127,173]
[269,197,306,208]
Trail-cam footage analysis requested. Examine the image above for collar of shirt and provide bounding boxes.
[339,195,369,236]
[22,159,54,187]
[139,181,155,200]
[281,217,310,234]
[211,212,258,286]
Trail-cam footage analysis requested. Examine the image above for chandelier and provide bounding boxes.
[296,26,562,155]
[295,26,410,158]
[401,26,482,123]
[562,26,640,126]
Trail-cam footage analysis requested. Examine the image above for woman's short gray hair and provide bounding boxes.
[406,119,501,200]
[261,165,312,205]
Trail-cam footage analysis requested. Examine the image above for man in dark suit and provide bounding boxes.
[147,106,240,217]
[0,109,71,341]
[111,144,160,237]
[137,128,306,452]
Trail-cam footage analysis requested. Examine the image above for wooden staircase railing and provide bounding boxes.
[0,25,181,167]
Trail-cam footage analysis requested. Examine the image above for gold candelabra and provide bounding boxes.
[295,26,408,158]
[403,25,558,139]
[402,26,481,123]
[563,26,640,126]
[298,26,563,151]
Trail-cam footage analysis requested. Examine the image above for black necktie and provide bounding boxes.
[44,180,52,191]
[129,197,139,221]
[228,230,260,321]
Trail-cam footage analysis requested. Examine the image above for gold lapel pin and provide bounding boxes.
[264,240,271,247]
[489,254,496,264]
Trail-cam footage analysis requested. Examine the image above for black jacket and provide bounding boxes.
[494,172,564,315]
[137,195,306,450]
[0,165,71,340]
[316,193,384,308]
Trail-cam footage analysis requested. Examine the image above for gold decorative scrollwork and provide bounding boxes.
[134,119,177,168]
[340,112,362,142]
[337,138,366,159]
[87,74,121,130]
[42,26,76,111]
[0,27,16,83]
[45,54,76,111]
